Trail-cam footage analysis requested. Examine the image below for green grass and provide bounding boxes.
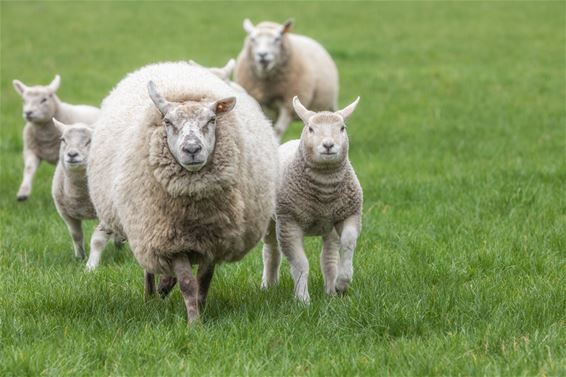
[1,1,565,376]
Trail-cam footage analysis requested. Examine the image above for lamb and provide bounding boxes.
[88,62,278,323]
[261,96,362,303]
[12,75,100,201]
[234,19,339,138]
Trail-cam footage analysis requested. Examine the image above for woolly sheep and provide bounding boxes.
[12,75,100,201]
[88,62,278,323]
[262,96,362,303]
[234,19,339,138]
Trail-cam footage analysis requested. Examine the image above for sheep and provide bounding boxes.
[12,75,100,201]
[261,96,363,303]
[88,62,278,323]
[234,19,339,138]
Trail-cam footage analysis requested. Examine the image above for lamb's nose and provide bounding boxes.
[322,141,335,151]
[258,52,268,59]
[25,111,32,117]
[182,144,202,155]
[67,151,79,158]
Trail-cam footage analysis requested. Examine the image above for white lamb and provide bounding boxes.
[88,62,278,323]
[262,96,363,303]
[12,75,100,201]
[234,19,339,138]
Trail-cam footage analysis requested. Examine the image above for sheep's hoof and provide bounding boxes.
[16,195,28,201]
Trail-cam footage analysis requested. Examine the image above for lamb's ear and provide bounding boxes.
[13,80,28,96]
[48,74,61,93]
[221,59,236,78]
[280,19,294,34]
[336,96,360,121]
[292,96,315,124]
[212,97,236,115]
[52,118,66,134]
[243,19,255,34]
[147,81,171,115]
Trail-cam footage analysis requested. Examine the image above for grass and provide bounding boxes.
[1,1,565,376]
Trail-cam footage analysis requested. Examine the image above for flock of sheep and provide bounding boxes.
[12,19,363,323]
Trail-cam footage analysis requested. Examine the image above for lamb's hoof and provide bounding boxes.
[85,263,96,272]
[16,195,28,201]
[335,279,351,295]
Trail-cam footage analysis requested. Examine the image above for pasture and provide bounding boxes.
[0,1,564,376]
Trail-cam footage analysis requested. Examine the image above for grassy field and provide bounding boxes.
[1,1,565,376]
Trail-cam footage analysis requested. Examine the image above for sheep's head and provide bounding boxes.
[13,75,60,123]
[243,19,293,77]
[293,96,360,167]
[148,81,236,172]
[53,119,92,171]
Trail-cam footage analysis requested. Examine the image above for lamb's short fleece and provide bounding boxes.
[88,62,278,322]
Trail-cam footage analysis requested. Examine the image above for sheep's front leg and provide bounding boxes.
[144,271,156,301]
[320,229,341,296]
[86,224,111,271]
[273,105,293,138]
[261,219,281,289]
[61,214,85,259]
[197,262,215,308]
[335,214,362,293]
[17,152,40,201]
[173,253,199,323]
[277,219,310,303]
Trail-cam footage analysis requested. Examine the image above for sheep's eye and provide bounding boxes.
[40,98,47,104]
[208,117,216,125]
[60,137,66,143]
[250,37,256,43]
[308,127,314,133]
[164,119,173,127]
[274,37,281,43]
[85,139,91,146]
[340,126,345,132]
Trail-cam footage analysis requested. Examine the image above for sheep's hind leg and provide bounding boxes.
[197,262,215,308]
[144,271,156,301]
[261,219,281,289]
[173,253,199,323]
[320,229,340,296]
[158,276,177,299]
[335,214,361,293]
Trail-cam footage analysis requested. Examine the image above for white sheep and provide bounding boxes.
[12,75,100,201]
[88,62,278,323]
[262,96,362,303]
[51,119,97,259]
[234,19,339,138]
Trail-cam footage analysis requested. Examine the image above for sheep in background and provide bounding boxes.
[88,62,278,323]
[12,75,100,201]
[234,19,339,138]
[262,96,362,303]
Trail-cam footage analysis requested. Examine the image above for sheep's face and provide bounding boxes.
[243,19,293,76]
[293,96,360,167]
[54,120,92,171]
[147,81,236,172]
[13,75,60,123]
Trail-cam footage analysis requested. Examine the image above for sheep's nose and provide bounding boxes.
[182,144,202,155]
[67,151,79,158]
[322,141,335,151]
[25,111,32,117]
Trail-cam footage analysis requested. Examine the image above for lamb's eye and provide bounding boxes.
[250,37,256,43]
[60,137,66,143]
[308,127,314,133]
[40,98,47,104]
[208,117,216,125]
[340,126,345,132]
[85,139,91,146]
[164,119,173,127]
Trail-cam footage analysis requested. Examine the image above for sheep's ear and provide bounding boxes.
[188,59,202,68]
[48,74,61,93]
[336,97,360,121]
[13,79,28,96]
[147,81,171,115]
[220,59,236,78]
[243,18,255,34]
[292,96,315,124]
[212,97,236,115]
[280,19,294,34]
[52,118,66,134]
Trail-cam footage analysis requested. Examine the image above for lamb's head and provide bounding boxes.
[53,119,92,171]
[13,75,60,123]
[243,19,293,76]
[293,96,360,167]
[148,81,236,172]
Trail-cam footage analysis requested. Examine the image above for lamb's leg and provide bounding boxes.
[320,229,341,296]
[144,271,156,301]
[16,152,40,201]
[273,105,293,138]
[277,219,310,303]
[158,276,177,299]
[173,253,199,323]
[197,262,215,308]
[261,219,281,289]
[86,224,111,271]
[335,214,362,293]
[61,214,85,260]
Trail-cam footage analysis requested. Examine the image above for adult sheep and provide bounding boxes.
[88,62,278,323]
[234,19,339,138]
